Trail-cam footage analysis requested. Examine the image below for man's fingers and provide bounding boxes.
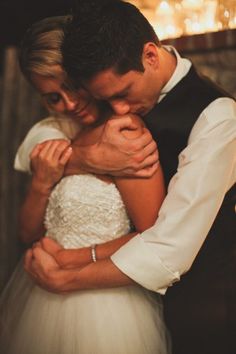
[32,247,60,270]
[32,241,41,249]
[105,116,138,132]
[130,163,159,178]
[142,140,158,157]
[121,128,154,153]
[134,128,154,148]
[24,248,33,271]
[24,249,41,283]
[135,151,159,170]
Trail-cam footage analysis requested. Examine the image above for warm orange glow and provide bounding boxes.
[138,0,236,39]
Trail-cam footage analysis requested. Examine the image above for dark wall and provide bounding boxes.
[0,47,47,292]
[0,0,73,48]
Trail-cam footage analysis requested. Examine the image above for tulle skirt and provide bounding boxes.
[0,259,171,354]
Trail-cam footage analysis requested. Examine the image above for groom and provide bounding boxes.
[24,1,236,354]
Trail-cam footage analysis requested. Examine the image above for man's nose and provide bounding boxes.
[110,100,130,115]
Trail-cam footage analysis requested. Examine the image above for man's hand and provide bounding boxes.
[24,238,134,293]
[24,244,76,294]
[65,115,159,177]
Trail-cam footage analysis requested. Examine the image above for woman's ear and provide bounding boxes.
[142,42,159,69]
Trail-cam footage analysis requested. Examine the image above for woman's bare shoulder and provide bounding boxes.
[109,114,145,139]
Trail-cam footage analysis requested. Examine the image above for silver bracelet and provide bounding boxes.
[91,244,97,263]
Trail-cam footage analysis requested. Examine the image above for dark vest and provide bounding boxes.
[145,66,236,354]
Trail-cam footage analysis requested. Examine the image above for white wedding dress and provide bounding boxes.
[0,174,170,354]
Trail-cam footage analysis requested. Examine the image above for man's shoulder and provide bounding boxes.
[204,97,236,124]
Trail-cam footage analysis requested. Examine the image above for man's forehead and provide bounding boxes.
[86,69,133,99]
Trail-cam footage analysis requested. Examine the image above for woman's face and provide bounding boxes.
[30,66,100,126]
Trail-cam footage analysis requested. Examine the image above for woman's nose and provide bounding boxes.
[63,93,77,112]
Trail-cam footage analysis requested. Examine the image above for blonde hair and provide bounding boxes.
[19,15,72,82]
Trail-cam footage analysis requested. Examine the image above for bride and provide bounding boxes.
[0,16,170,354]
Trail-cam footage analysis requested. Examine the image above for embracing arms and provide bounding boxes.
[65,115,159,177]
[24,98,236,294]
[15,115,159,177]
[40,116,165,270]
[24,116,166,292]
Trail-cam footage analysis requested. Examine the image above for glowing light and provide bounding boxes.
[139,0,236,40]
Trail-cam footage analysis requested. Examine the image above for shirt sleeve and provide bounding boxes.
[111,97,236,294]
[14,116,79,173]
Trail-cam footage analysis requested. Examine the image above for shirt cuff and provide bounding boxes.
[111,235,180,294]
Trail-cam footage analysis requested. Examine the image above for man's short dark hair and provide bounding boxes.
[62,0,160,85]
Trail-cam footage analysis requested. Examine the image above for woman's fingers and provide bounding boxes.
[41,237,63,255]
[50,140,71,161]
[30,143,44,160]
[30,139,72,172]
[59,146,73,165]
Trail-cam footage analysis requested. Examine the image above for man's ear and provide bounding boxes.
[142,42,159,69]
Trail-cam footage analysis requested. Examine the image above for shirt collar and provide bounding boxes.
[158,46,192,103]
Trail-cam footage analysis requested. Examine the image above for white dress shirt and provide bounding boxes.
[15,49,236,295]
[111,49,236,294]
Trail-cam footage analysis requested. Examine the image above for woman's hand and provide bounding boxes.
[30,139,72,193]
[38,237,92,269]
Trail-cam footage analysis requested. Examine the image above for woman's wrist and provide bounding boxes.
[56,247,92,269]
[91,244,97,263]
[31,178,54,196]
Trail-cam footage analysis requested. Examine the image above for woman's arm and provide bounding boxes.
[114,116,165,232]
[47,116,165,269]
[20,140,72,244]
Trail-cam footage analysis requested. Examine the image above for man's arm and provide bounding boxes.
[25,98,236,294]
[111,98,236,292]
[15,115,158,177]
[25,115,166,290]
[65,116,159,177]
[24,248,134,294]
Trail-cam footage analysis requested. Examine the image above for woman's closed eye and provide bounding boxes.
[43,92,62,106]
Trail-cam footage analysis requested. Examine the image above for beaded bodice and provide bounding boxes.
[44,174,131,249]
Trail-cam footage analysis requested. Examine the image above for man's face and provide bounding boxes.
[85,45,163,116]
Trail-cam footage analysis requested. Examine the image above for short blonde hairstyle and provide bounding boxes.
[19,15,72,82]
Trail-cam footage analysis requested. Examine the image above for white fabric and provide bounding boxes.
[13,48,236,295]
[111,51,236,294]
[158,46,192,102]
[0,175,170,354]
[14,115,79,172]
[44,174,131,248]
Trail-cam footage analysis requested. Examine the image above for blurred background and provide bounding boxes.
[0,0,236,292]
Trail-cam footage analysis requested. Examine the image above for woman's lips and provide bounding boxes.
[74,100,92,117]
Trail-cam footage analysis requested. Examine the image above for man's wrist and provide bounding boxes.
[64,143,92,175]
[72,142,107,174]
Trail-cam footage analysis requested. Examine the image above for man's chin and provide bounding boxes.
[141,104,157,117]
[135,108,149,117]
